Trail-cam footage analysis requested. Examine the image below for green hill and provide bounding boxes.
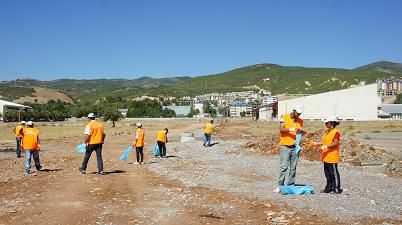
[354,61,402,74]
[147,62,402,97]
[1,61,401,102]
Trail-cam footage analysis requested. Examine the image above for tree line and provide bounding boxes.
[3,98,176,123]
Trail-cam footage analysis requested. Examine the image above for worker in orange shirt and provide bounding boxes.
[274,106,306,193]
[13,121,26,158]
[156,128,168,158]
[319,116,343,194]
[79,113,106,175]
[21,121,42,175]
[203,120,214,147]
[133,123,145,164]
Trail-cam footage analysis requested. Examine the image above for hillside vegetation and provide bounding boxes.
[355,61,402,74]
[1,61,401,102]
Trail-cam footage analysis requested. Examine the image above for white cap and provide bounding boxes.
[21,121,26,124]
[293,105,303,114]
[87,113,95,118]
[136,122,142,127]
[324,116,339,123]
[27,121,33,126]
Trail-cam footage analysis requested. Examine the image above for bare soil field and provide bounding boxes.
[355,132,402,160]
[0,119,401,225]
[14,87,74,104]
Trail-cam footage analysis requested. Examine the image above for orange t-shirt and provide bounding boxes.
[321,128,341,163]
[22,127,40,151]
[134,128,145,147]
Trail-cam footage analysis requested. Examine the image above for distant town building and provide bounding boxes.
[229,102,253,117]
[377,79,402,96]
[258,102,278,121]
[193,101,204,114]
[118,109,128,117]
[262,96,278,106]
[131,96,160,102]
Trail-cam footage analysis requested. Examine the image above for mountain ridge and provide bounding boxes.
[1,61,401,103]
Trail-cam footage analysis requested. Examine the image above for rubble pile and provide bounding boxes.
[244,130,401,175]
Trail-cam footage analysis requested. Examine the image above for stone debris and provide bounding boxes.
[243,130,401,174]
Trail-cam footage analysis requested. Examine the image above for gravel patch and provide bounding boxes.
[149,139,402,223]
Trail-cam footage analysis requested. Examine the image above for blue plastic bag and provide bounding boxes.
[295,131,303,157]
[120,146,133,161]
[153,143,160,157]
[76,144,86,154]
[280,185,314,195]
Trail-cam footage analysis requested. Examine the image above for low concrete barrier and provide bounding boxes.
[181,132,195,142]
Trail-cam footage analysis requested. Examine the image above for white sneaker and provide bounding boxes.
[273,187,280,193]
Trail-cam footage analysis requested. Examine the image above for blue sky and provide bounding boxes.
[0,0,401,80]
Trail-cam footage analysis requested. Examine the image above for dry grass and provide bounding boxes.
[1,119,402,142]
[0,118,209,142]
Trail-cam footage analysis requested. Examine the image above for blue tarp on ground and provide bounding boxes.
[120,146,133,161]
[280,185,314,195]
[76,144,86,154]
[153,143,160,157]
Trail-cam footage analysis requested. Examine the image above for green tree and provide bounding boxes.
[187,108,200,118]
[103,108,122,127]
[396,93,402,104]
[240,111,246,117]
[218,107,229,117]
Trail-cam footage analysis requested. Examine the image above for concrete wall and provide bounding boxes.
[278,84,381,121]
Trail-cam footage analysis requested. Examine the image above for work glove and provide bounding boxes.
[320,145,328,151]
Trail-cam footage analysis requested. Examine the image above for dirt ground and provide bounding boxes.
[355,132,402,160]
[0,119,400,225]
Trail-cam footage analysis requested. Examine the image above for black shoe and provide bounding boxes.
[320,189,331,193]
[98,171,105,175]
[78,167,86,174]
[332,189,343,194]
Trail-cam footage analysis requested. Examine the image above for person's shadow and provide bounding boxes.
[208,142,220,147]
[39,168,62,172]
[89,170,126,175]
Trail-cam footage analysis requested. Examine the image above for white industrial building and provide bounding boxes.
[378,104,402,120]
[278,84,380,121]
[0,99,31,121]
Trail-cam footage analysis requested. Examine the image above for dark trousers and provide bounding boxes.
[203,133,211,146]
[16,137,22,157]
[81,144,103,173]
[157,141,166,157]
[323,162,341,192]
[136,147,144,163]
